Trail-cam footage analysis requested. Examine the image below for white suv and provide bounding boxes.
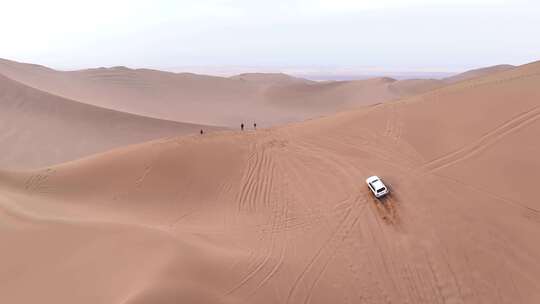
[366,176,389,198]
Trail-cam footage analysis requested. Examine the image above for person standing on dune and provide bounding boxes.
[254,123,257,130]
[241,123,244,131]
[200,129,204,135]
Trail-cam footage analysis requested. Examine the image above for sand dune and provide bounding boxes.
[443,64,515,83]
[386,64,517,96]
[1,59,539,303]
[0,58,473,127]
[0,74,217,170]
[387,78,445,96]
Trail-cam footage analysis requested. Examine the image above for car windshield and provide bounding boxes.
[377,187,386,193]
[371,179,379,183]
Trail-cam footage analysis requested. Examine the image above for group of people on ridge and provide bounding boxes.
[200,122,257,135]
[240,122,256,131]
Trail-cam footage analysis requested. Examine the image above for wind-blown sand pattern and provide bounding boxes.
[0,60,538,303]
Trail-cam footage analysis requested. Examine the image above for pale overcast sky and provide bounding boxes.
[0,0,539,72]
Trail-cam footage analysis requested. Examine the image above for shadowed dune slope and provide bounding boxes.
[0,58,473,127]
[0,74,218,170]
[1,60,539,303]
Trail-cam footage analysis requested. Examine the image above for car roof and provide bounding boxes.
[372,180,385,189]
[366,176,380,183]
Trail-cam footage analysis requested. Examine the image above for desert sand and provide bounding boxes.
[0,58,539,304]
[0,58,505,128]
[442,64,515,84]
[0,74,217,169]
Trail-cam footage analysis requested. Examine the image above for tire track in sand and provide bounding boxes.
[384,103,402,143]
[228,136,288,297]
[286,193,368,304]
[303,195,368,304]
[23,168,56,195]
[237,142,261,211]
[248,167,291,297]
[421,105,540,172]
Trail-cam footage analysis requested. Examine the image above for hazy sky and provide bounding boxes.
[0,0,539,72]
